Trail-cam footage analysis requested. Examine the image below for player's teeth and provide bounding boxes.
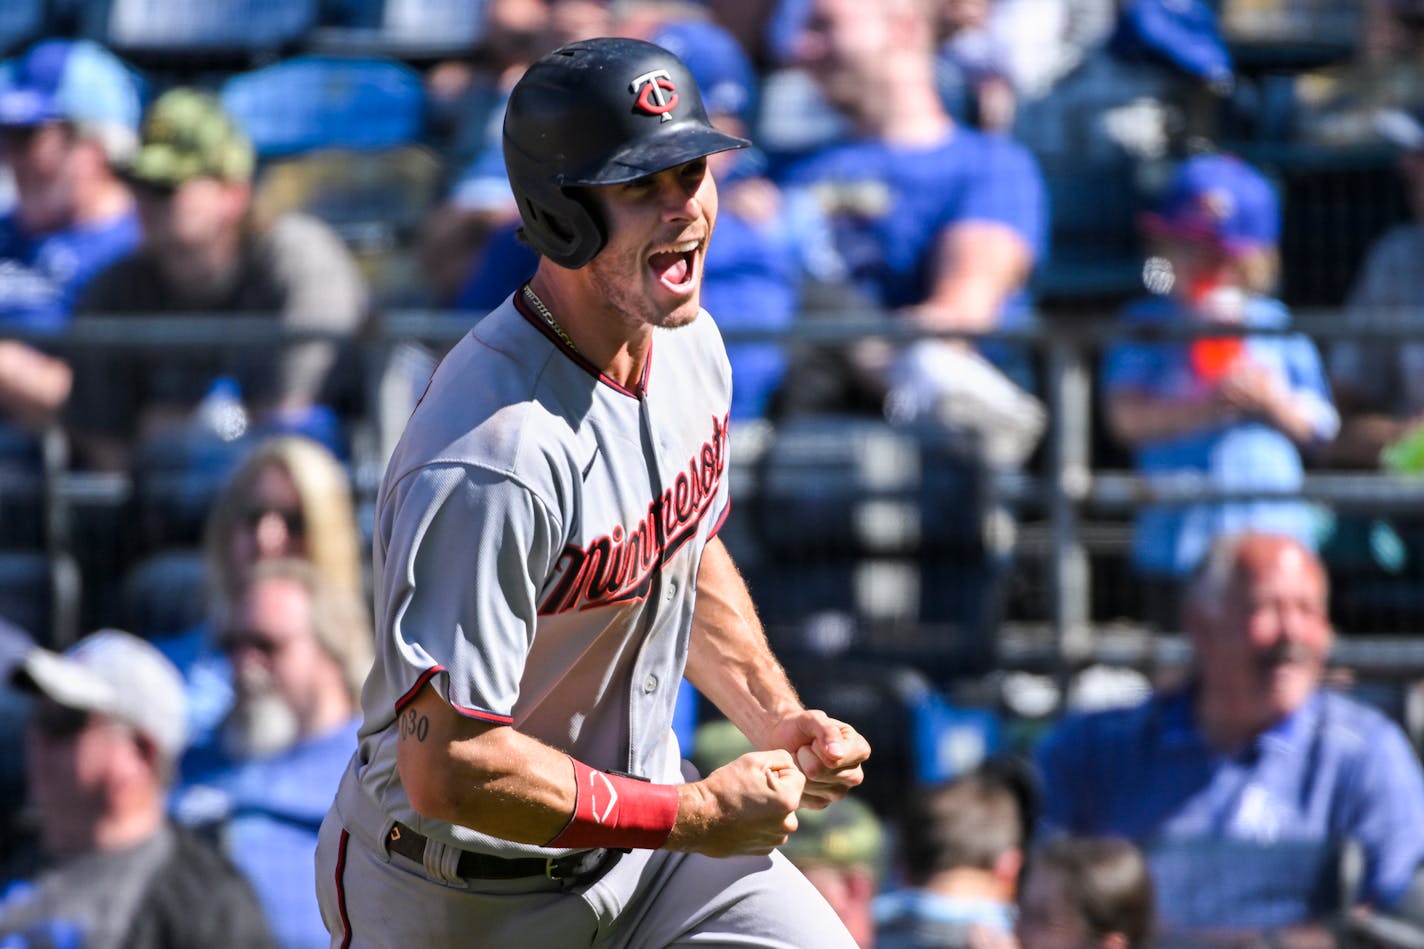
[658,240,699,254]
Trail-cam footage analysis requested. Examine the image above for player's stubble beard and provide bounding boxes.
[582,175,717,333]
[583,238,706,333]
[222,664,301,759]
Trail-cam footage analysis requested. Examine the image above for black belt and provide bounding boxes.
[385,822,619,882]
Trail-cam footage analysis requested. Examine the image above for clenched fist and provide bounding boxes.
[665,751,805,858]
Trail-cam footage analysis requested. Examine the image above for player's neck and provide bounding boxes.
[527,272,652,390]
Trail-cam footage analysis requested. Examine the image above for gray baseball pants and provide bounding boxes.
[315,761,858,948]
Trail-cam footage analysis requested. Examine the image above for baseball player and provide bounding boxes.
[314,37,871,948]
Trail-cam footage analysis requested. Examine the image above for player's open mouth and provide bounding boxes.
[648,239,700,292]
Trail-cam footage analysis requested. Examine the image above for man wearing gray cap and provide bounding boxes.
[0,629,276,949]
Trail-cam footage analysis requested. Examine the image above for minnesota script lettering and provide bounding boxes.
[539,414,728,613]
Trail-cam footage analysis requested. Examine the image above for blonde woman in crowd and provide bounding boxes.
[160,434,366,751]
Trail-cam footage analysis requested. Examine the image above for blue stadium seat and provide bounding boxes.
[780,656,1002,816]
[222,54,437,304]
[120,549,207,643]
[0,552,54,647]
[130,427,253,554]
[745,417,1008,679]
[0,0,46,57]
[80,0,319,59]
[0,618,32,866]
[221,54,425,158]
[1032,158,1146,304]
[312,0,489,59]
[0,427,46,551]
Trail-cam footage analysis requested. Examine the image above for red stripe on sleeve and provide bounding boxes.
[452,705,516,725]
[394,666,445,712]
[393,666,515,724]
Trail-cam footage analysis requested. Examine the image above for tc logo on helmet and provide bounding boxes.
[630,69,679,122]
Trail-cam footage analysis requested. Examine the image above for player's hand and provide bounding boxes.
[766,711,870,810]
[666,751,804,858]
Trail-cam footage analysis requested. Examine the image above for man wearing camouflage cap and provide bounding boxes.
[67,88,367,472]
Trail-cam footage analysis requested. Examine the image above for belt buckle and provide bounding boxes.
[545,849,608,882]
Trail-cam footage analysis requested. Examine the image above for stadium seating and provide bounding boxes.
[222,54,440,304]
[745,416,1009,680]
[119,547,206,642]
[0,0,47,56]
[309,0,488,60]
[220,54,424,158]
[80,0,319,61]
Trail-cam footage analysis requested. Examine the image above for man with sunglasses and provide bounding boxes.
[174,559,372,949]
[66,88,368,472]
[0,629,276,948]
[0,39,141,431]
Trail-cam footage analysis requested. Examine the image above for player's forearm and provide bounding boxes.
[395,684,577,844]
[685,539,803,749]
[396,683,686,850]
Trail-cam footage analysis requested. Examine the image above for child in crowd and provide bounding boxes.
[1102,153,1338,629]
[1016,836,1154,949]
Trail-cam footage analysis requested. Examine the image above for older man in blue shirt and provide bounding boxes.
[1037,531,1424,936]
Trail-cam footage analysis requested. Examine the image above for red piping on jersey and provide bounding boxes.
[709,499,730,539]
[393,665,516,724]
[393,666,444,711]
[335,829,353,949]
[514,288,651,398]
[453,704,516,725]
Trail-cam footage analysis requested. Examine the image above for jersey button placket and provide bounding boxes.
[643,673,658,693]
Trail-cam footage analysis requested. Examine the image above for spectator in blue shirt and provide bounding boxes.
[0,39,141,431]
[1035,532,1424,938]
[173,558,372,949]
[773,0,1048,466]
[1103,154,1338,626]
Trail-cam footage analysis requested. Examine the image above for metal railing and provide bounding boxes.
[7,305,1424,669]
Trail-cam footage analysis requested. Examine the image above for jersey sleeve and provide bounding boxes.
[375,462,561,724]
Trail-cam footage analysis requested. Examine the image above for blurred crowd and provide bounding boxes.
[5,0,1424,945]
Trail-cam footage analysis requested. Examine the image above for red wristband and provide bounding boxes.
[547,756,679,850]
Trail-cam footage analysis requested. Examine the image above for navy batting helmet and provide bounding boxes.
[503,37,749,269]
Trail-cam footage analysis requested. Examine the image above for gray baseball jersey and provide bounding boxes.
[353,288,732,859]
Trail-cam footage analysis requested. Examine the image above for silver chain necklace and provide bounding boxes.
[522,284,579,354]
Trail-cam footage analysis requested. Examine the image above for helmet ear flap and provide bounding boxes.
[513,182,607,269]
